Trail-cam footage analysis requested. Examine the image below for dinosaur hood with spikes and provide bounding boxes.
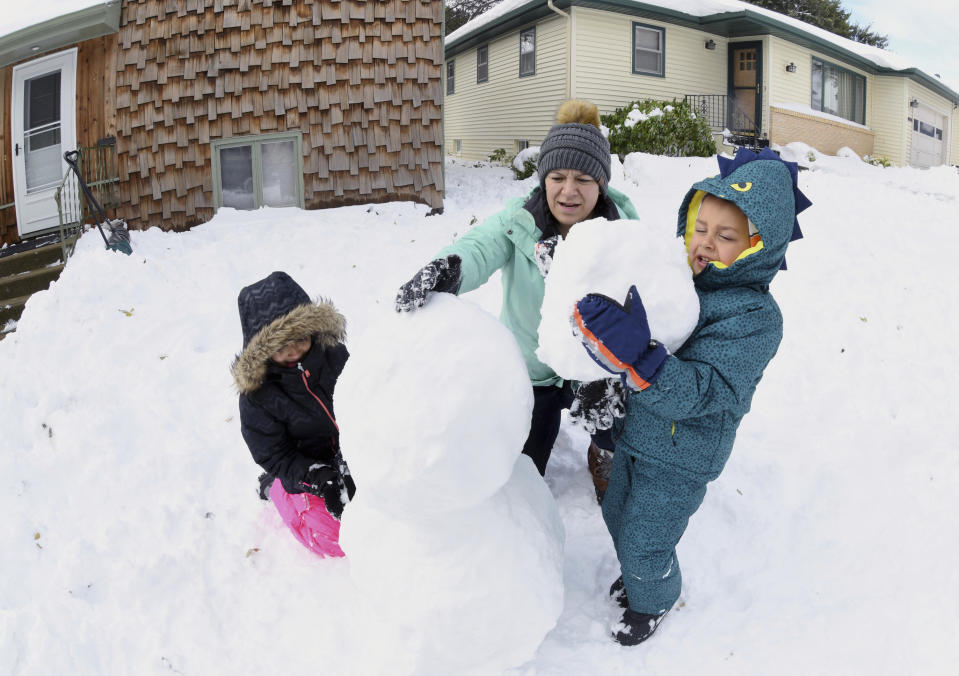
[677,147,812,291]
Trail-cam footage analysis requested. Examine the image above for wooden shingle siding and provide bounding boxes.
[115,0,443,231]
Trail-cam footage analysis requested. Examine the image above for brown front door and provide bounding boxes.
[728,42,762,136]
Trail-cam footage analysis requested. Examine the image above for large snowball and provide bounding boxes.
[537,218,700,382]
[336,294,533,513]
[340,455,565,675]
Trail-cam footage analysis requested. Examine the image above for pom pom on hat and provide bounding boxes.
[538,100,611,192]
[556,100,602,129]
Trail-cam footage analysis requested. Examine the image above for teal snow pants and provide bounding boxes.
[601,448,708,615]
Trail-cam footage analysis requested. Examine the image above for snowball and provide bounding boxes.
[536,218,700,382]
[336,293,533,513]
[340,455,565,675]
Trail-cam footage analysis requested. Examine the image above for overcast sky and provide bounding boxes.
[845,0,959,89]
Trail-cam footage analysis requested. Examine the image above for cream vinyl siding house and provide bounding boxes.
[900,80,956,168]
[444,14,568,158]
[764,36,876,157]
[444,0,959,168]
[571,7,727,112]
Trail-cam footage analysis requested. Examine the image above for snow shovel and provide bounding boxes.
[63,150,133,255]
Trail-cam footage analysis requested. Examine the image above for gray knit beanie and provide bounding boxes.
[537,122,611,192]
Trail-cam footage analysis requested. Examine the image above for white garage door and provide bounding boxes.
[910,105,945,168]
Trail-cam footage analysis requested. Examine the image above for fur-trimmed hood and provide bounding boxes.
[231,272,346,395]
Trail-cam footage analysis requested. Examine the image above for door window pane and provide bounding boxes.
[219,145,255,210]
[261,141,297,207]
[24,71,63,193]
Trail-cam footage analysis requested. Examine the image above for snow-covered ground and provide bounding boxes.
[2,148,958,675]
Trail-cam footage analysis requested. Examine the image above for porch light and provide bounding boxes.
[785,62,797,73]
[909,98,919,108]
[704,39,716,50]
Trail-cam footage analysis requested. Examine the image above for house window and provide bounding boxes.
[211,132,303,210]
[520,28,535,77]
[914,119,943,140]
[447,60,455,95]
[811,58,866,124]
[632,23,664,76]
[516,139,529,152]
[455,139,462,154]
[477,45,488,83]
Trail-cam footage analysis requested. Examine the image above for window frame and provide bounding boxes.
[519,27,536,77]
[476,45,489,84]
[210,131,304,211]
[447,59,455,95]
[810,56,866,125]
[632,22,665,77]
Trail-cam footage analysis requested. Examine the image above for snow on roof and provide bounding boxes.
[0,1,109,40]
[446,0,958,96]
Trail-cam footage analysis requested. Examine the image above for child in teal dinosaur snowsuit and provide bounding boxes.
[571,148,812,646]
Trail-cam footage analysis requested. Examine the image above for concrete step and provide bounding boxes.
[0,264,65,299]
[0,293,29,332]
[0,238,72,276]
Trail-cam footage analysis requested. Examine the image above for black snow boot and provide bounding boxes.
[257,472,274,501]
[609,576,628,609]
[612,607,669,646]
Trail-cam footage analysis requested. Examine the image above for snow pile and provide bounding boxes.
[537,218,699,381]
[2,152,959,674]
[336,294,565,674]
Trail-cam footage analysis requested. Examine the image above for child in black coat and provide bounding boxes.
[232,271,354,519]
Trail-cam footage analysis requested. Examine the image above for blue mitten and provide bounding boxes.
[571,285,668,391]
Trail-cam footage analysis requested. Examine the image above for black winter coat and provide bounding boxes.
[232,271,348,493]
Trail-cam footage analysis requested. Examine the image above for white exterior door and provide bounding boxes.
[11,48,78,237]
[910,104,945,168]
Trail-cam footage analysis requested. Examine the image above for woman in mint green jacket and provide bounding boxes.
[395,100,639,475]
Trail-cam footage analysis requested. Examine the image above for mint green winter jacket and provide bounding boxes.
[439,186,639,387]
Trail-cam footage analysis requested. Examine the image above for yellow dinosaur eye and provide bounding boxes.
[730,182,753,192]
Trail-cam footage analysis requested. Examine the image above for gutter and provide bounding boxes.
[547,1,572,101]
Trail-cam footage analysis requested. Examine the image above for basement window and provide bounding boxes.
[211,132,303,210]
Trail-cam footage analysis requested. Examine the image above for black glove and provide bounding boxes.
[534,235,559,277]
[395,255,462,312]
[569,378,627,435]
[333,450,357,502]
[299,464,347,519]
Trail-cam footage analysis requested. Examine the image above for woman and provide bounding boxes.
[395,100,639,475]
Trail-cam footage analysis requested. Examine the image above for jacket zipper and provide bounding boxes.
[298,363,339,432]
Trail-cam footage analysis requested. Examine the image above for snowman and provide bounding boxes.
[335,294,565,675]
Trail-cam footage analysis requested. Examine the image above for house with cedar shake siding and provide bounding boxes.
[0,0,444,247]
[443,0,959,169]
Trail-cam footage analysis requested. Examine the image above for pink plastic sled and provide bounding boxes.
[269,479,345,558]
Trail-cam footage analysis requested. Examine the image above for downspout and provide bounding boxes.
[547,1,571,100]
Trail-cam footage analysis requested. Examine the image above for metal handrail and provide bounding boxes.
[684,94,767,148]
[54,143,120,261]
